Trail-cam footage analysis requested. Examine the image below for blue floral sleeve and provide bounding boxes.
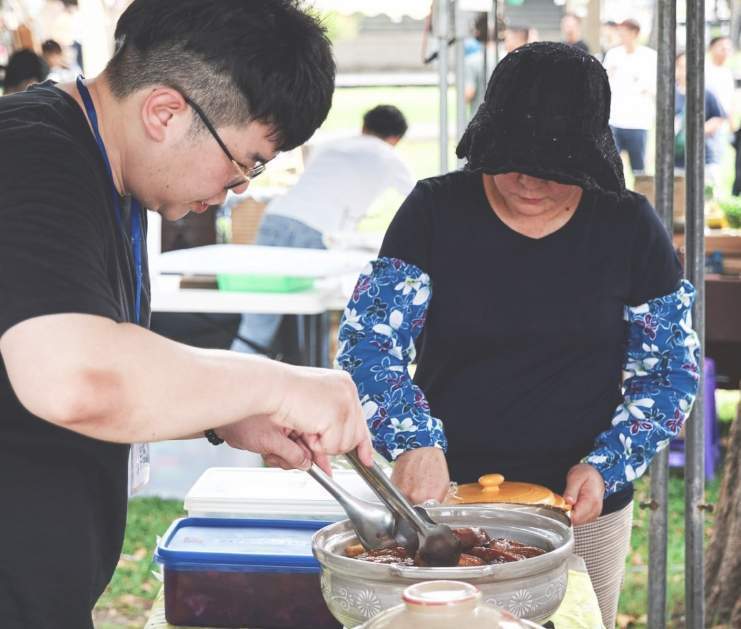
[585,280,701,496]
[336,257,447,460]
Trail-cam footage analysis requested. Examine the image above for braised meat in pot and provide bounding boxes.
[345,526,546,567]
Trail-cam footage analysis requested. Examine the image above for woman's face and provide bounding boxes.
[492,172,582,217]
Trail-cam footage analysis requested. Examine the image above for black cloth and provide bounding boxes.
[734,127,741,196]
[0,82,150,628]
[675,89,725,166]
[380,171,682,515]
[457,42,626,199]
[568,39,590,54]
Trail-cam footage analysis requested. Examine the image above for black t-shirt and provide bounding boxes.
[380,171,681,514]
[0,83,150,628]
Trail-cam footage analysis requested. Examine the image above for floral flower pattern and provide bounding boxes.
[339,258,700,496]
[336,257,446,460]
[585,279,700,495]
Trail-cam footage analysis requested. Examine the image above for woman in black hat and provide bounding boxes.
[337,42,699,627]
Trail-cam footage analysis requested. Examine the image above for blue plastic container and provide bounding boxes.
[155,517,340,628]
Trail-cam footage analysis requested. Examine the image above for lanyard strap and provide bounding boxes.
[76,76,142,324]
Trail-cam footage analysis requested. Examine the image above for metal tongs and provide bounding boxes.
[307,450,462,566]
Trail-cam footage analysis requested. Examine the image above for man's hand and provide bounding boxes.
[563,463,605,526]
[216,416,312,470]
[270,366,373,466]
[391,447,450,505]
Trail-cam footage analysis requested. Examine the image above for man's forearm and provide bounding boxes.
[1,313,288,443]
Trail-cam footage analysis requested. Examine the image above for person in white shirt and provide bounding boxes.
[231,104,415,356]
[705,35,736,122]
[602,18,656,175]
[706,35,735,125]
[705,36,736,190]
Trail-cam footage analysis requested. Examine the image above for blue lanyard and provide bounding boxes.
[76,76,142,324]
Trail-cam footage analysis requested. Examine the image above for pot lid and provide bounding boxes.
[448,474,569,510]
[359,581,542,628]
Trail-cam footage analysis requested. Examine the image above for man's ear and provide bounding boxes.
[140,87,190,143]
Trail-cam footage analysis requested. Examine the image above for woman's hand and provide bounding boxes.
[563,463,605,526]
[391,447,450,504]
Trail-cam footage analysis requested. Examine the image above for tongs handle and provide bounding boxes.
[345,450,430,536]
[306,463,359,509]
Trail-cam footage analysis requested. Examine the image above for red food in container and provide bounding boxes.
[155,517,341,628]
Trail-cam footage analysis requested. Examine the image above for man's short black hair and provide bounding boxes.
[4,49,49,91]
[107,0,335,152]
[362,105,408,139]
[709,35,731,49]
[42,40,63,56]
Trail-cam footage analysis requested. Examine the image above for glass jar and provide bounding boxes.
[358,581,540,629]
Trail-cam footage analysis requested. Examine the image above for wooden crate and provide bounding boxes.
[632,174,686,224]
[230,197,267,244]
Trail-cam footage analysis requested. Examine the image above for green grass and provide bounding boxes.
[620,472,722,628]
[94,498,184,628]
[93,470,727,627]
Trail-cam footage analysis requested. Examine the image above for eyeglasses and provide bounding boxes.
[183,95,267,189]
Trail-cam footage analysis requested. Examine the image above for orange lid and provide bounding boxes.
[448,474,569,510]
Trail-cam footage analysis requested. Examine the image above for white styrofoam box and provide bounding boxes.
[185,466,382,520]
[157,244,371,278]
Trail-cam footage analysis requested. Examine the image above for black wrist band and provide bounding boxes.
[205,429,224,445]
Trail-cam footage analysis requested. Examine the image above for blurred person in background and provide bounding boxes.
[705,35,736,123]
[2,48,48,94]
[0,13,12,66]
[599,20,620,60]
[465,24,529,118]
[41,38,79,82]
[705,35,736,189]
[230,105,414,356]
[602,18,656,176]
[561,12,589,54]
[503,25,529,54]
[37,1,77,55]
[675,51,726,188]
[705,35,735,126]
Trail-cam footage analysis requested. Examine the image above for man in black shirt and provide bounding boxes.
[0,2,372,627]
[561,12,590,54]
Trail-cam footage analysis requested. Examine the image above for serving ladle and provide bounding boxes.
[343,450,462,567]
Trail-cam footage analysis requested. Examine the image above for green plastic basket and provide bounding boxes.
[216,274,314,293]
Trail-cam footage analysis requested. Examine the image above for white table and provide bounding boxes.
[150,245,372,367]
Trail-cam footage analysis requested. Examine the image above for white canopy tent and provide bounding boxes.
[309,0,433,21]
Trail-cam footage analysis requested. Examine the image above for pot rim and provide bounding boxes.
[313,504,574,582]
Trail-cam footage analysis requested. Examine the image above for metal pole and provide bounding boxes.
[684,0,706,626]
[438,0,450,174]
[492,0,500,66]
[647,4,676,624]
[454,1,467,163]
[482,10,489,100]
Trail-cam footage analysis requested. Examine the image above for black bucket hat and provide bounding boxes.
[456,41,626,197]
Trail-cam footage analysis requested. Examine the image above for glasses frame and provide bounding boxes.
[183,95,267,188]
